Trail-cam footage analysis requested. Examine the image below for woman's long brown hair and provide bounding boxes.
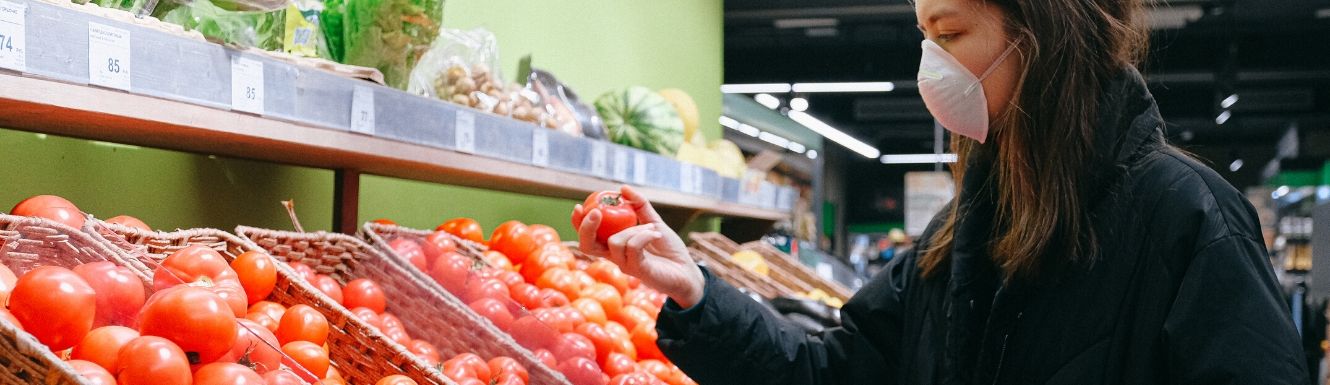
[918,0,1149,280]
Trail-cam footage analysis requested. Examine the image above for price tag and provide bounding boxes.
[694,166,707,195]
[591,141,608,177]
[0,0,26,72]
[633,153,647,185]
[612,149,628,182]
[230,57,264,114]
[531,129,549,167]
[454,111,476,153]
[679,164,695,194]
[88,22,131,91]
[350,86,375,135]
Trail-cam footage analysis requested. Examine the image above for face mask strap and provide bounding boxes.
[964,39,1022,95]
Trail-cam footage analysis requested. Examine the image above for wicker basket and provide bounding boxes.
[739,241,853,301]
[87,221,452,385]
[686,237,790,299]
[240,226,571,385]
[0,215,151,385]
[688,233,814,297]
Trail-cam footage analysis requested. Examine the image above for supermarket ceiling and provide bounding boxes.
[723,0,1330,188]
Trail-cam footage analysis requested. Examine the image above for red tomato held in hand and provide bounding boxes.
[8,266,95,351]
[117,336,191,385]
[437,218,484,244]
[389,238,429,272]
[430,253,471,296]
[558,356,608,385]
[263,370,306,385]
[220,319,282,373]
[282,341,330,379]
[193,362,265,385]
[72,261,146,328]
[276,304,329,346]
[554,332,597,363]
[137,286,238,364]
[469,298,515,331]
[488,356,529,384]
[312,275,344,304]
[10,195,85,229]
[601,352,638,377]
[573,192,638,245]
[231,251,278,305]
[343,279,387,314]
[423,231,459,262]
[632,322,665,361]
[376,374,418,385]
[408,339,440,365]
[105,215,151,232]
[533,349,558,368]
[72,325,139,373]
[68,359,116,385]
[154,245,247,317]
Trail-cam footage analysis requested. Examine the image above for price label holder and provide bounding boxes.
[230,56,264,115]
[679,164,695,194]
[633,153,647,185]
[350,86,375,135]
[88,22,131,91]
[591,141,608,178]
[531,129,549,167]
[0,0,26,72]
[612,148,629,182]
[454,110,476,153]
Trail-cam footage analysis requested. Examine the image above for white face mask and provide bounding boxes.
[917,39,1020,144]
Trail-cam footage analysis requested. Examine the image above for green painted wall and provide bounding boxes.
[2,2,724,235]
[442,0,724,141]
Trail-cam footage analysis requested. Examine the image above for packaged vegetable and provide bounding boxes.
[325,0,443,89]
[157,0,285,51]
[595,87,685,156]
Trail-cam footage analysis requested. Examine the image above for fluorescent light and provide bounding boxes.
[1317,8,1330,19]
[807,150,818,159]
[879,153,958,164]
[790,97,809,112]
[1273,186,1290,199]
[787,142,806,154]
[737,123,761,137]
[788,111,880,159]
[721,83,791,94]
[1215,110,1232,125]
[773,18,838,29]
[1221,94,1239,109]
[754,93,781,109]
[758,131,791,148]
[1229,159,1244,172]
[792,82,895,93]
[719,116,739,129]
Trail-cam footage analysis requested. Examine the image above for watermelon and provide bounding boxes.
[594,87,685,156]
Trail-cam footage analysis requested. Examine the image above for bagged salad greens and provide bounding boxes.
[322,0,443,89]
[154,0,325,57]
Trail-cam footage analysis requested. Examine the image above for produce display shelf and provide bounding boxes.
[0,0,795,233]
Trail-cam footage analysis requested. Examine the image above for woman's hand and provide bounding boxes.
[573,186,705,308]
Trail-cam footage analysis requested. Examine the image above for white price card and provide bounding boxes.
[0,0,26,72]
[531,129,549,167]
[350,86,375,135]
[230,57,264,114]
[88,22,131,91]
[680,164,695,194]
[591,142,608,177]
[454,111,476,153]
[694,166,706,195]
[633,153,647,185]
[612,149,629,182]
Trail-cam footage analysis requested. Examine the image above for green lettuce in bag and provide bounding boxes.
[323,0,442,89]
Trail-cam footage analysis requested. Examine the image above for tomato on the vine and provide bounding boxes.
[72,325,139,373]
[343,279,387,314]
[154,245,247,317]
[72,261,146,327]
[437,218,484,244]
[9,266,95,351]
[572,191,638,244]
[137,286,238,363]
[282,341,330,379]
[193,362,265,385]
[231,251,277,305]
[105,215,151,232]
[67,359,116,385]
[117,336,192,385]
[276,304,329,346]
[9,195,85,229]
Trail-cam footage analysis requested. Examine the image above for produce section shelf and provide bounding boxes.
[0,0,793,233]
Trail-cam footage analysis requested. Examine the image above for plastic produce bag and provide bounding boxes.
[157,0,285,51]
[528,69,606,139]
[325,0,443,89]
[408,27,502,103]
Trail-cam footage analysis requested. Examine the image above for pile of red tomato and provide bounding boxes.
[385,216,696,385]
[2,195,421,385]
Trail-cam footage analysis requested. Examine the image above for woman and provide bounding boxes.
[574,0,1308,382]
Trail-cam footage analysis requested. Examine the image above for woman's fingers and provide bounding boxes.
[623,230,662,268]
[607,224,658,268]
[619,185,666,225]
[578,208,606,255]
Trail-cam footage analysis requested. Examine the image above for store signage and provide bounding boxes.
[905,171,955,237]
[88,22,131,91]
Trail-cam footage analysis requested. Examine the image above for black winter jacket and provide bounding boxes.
[655,69,1308,385]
